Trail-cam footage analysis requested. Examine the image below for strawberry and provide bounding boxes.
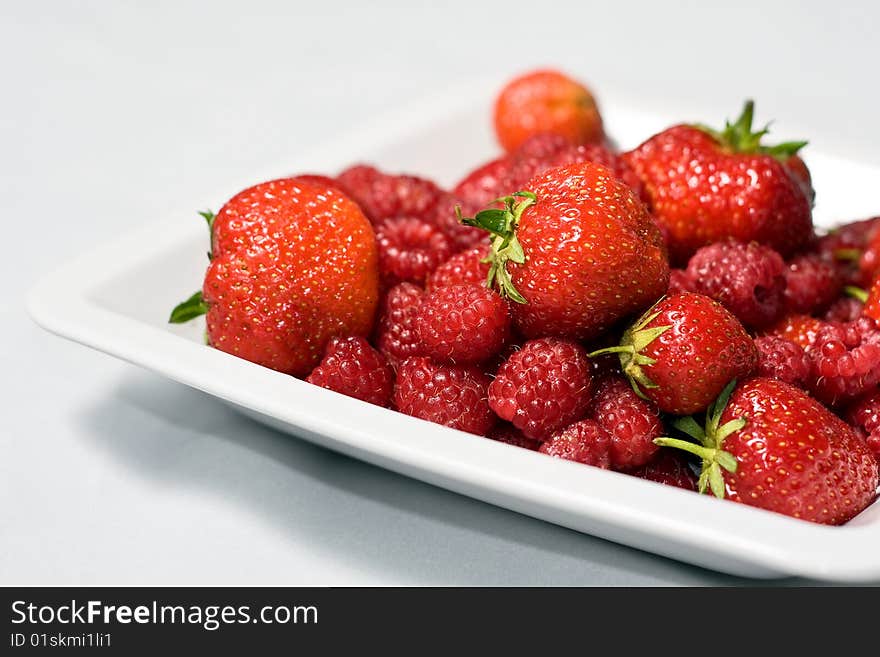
[494,69,604,153]
[591,293,757,415]
[623,101,813,263]
[169,178,379,376]
[762,313,826,350]
[461,161,668,341]
[864,278,880,322]
[656,378,878,525]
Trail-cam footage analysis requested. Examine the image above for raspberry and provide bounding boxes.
[452,157,512,214]
[589,374,662,470]
[375,217,452,286]
[336,165,444,223]
[753,335,811,387]
[805,318,880,406]
[783,253,842,314]
[538,420,611,468]
[426,245,490,290]
[376,282,424,367]
[844,391,880,460]
[824,297,864,323]
[393,357,495,435]
[306,336,394,407]
[489,338,593,440]
[763,313,826,349]
[628,451,697,491]
[686,240,786,329]
[485,423,541,451]
[667,268,697,295]
[414,284,511,365]
[815,217,880,285]
[431,193,489,251]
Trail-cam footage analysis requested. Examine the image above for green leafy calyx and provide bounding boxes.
[653,379,745,499]
[457,191,536,304]
[695,100,807,161]
[169,290,208,324]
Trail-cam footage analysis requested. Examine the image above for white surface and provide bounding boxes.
[4,1,880,585]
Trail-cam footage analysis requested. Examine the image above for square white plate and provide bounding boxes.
[27,80,880,581]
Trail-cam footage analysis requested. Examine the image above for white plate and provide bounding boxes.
[27,81,880,582]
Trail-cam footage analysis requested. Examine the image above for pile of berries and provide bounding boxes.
[171,69,880,526]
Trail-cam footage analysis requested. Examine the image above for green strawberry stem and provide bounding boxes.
[457,191,536,304]
[200,209,216,260]
[695,100,808,161]
[653,379,745,499]
[845,285,869,303]
[834,248,861,263]
[587,302,672,399]
[169,290,208,323]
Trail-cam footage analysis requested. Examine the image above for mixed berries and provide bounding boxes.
[171,70,880,526]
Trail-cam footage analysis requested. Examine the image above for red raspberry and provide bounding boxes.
[426,245,490,290]
[815,217,880,285]
[376,282,424,367]
[686,240,786,329]
[306,336,394,407]
[824,297,864,323]
[667,269,697,295]
[538,420,612,468]
[336,165,444,223]
[375,217,452,286]
[628,451,697,491]
[485,423,541,451]
[489,338,593,440]
[805,317,880,406]
[431,193,489,252]
[763,313,826,349]
[414,284,511,365]
[753,335,811,387]
[452,157,512,213]
[844,391,880,460]
[589,374,662,470]
[393,356,495,435]
[783,253,842,314]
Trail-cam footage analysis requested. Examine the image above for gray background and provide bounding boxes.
[3,1,878,585]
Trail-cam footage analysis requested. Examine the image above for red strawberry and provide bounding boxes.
[657,378,878,525]
[589,374,662,470]
[539,420,612,469]
[335,165,444,224]
[592,293,757,415]
[375,282,424,368]
[306,336,394,407]
[628,451,697,491]
[393,356,495,435]
[685,240,786,329]
[461,161,668,340]
[494,69,604,153]
[414,284,511,365]
[170,178,379,376]
[426,245,490,290]
[762,313,826,350]
[623,101,813,263]
[375,216,452,286]
[864,277,880,323]
[489,338,593,440]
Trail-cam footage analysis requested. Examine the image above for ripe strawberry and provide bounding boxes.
[628,451,697,491]
[462,162,668,340]
[589,374,662,470]
[375,216,452,286]
[804,317,880,406]
[685,240,786,329]
[844,391,880,461]
[762,313,826,349]
[592,293,757,415]
[375,282,424,368]
[783,253,842,314]
[306,336,394,407]
[623,101,813,263]
[753,335,810,387]
[426,245,490,290]
[393,356,495,435]
[486,423,541,451]
[864,279,880,322]
[539,420,612,469]
[657,378,878,525]
[494,69,604,153]
[170,178,379,376]
[335,165,444,224]
[489,338,593,440]
[414,284,511,365]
